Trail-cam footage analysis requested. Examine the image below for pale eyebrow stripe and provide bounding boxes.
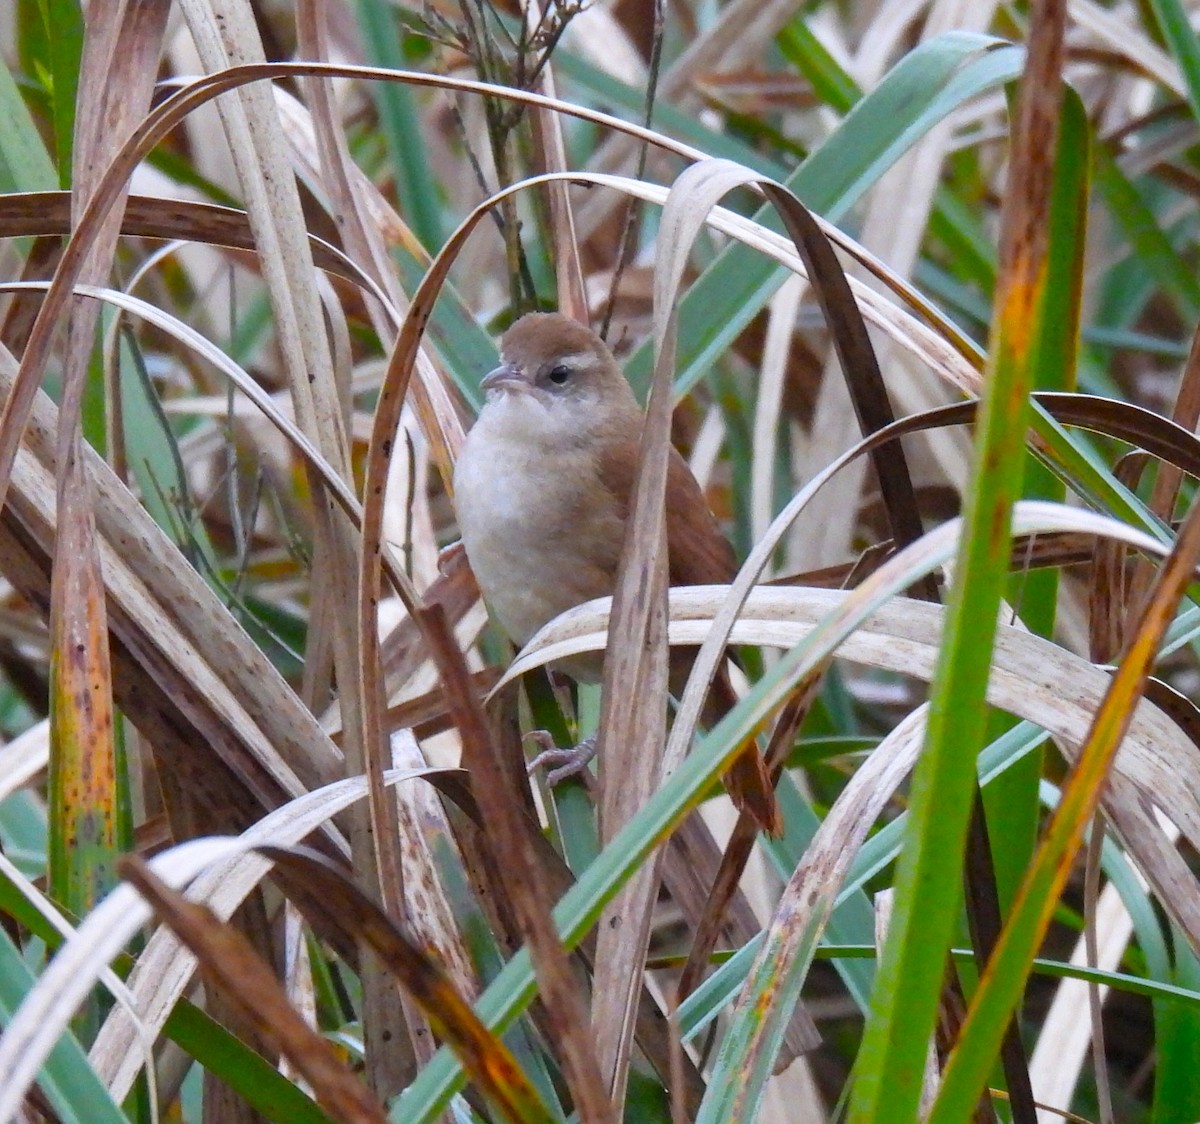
[554,352,592,367]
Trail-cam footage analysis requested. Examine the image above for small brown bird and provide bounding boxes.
[454,312,781,836]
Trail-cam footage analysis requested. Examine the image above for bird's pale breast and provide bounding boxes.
[454,400,625,653]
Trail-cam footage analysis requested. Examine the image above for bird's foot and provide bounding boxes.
[525,731,598,786]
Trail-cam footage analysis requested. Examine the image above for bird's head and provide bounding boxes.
[481,313,637,425]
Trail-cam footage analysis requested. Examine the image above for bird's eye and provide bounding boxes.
[547,364,571,385]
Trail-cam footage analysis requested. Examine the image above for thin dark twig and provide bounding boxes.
[403,425,417,581]
[230,470,264,604]
[601,0,665,341]
[457,0,490,79]
[437,0,589,309]
[523,5,584,91]
[527,0,558,47]
[446,92,512,245]
[411,7,468,53]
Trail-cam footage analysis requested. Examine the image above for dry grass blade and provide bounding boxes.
[1129,317,1200,605]
[500,572,1198,805]
[1089,454,1145,662]
[89,768,467,1102]
[1070,0,1181,89]
[418,604,613,1121]
[0,9,150,514]
[590,160,752,1102]
[898,392,1200,482]
[296,0,408,329]
[1082,814,1115,1124]
[258,844,557,1124]
[387,730,482,1008]
[0,191,380,290]
[759,182,933,593]
[0,340,343,828]
[355,164,623,1118]
[0,718,49,803]
[44,0,169,933]
[118,854,390,1124]
[752,276,806,546]
[181,0,416,1088]
[1028,877,1141,1114]
[715,708,930,1118]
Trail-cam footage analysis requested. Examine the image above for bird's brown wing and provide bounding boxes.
[595,438,736,586]
[664,448,738,586]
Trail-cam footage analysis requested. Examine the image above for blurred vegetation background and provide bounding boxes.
[2,0,1200,1121]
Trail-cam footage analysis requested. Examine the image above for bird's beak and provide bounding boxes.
[481,363,525,393]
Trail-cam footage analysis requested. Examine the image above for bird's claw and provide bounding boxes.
[525,732,598,786]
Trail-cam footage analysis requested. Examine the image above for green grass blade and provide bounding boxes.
[622,32,1023,398]
[0,54,57,191]
[40,0,84,187]
[554,51,786,177]
[1151,930,1200,1123]
[1092,142,1200,320]
[355,0,445,251]
[930,507,1200,1119]
[777,17,859,114]
[846,11,1069,1117]
[163,1000,335,1124]
[1145,0,1200,127]
[0,927,128,1124]
[989,88,1089,911]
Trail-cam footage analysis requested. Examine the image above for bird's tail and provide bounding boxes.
[724,743,783,837]
[686,657,784,837]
